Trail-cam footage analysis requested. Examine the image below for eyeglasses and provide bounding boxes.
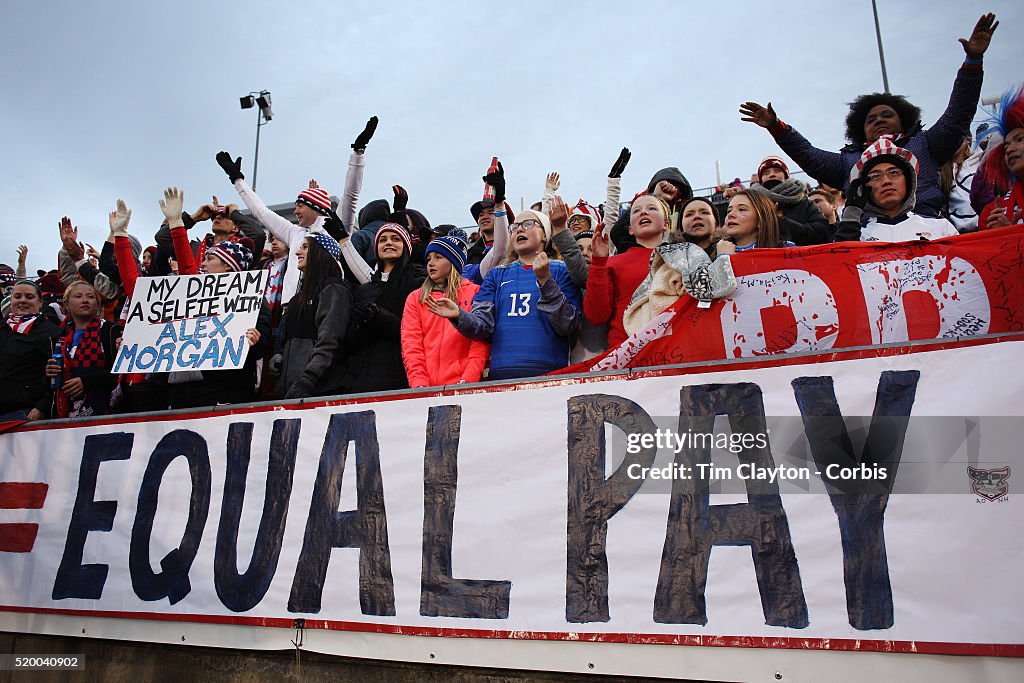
[508,219,541,233]
[865,168,904,183]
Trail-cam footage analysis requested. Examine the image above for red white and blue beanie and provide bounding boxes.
[307,229,342,269]
[424,229,469,274]
[570,200,601,228]
[206,240,253,272]
[296,187,333,216]
[849,135,920,184]
[376,222,413,255]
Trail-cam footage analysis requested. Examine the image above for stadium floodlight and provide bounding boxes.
[238,90,273,190]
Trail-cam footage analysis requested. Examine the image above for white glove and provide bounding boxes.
[160,187,185,229]
[109,199,132,237]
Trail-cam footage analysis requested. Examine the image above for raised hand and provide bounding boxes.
[960,13,998,60]
[549,195,569,233]
[545,172,560,192]
[609,147,631,178]
[483,161,506,203]
[16,244,27,266]
[425,296,461,319]
[739,101,779,129]
[392,184,409,213]
[308,179,319,189]
[216,151,245,182]
[108,199,132,237]
[591,221,610,260]
[533,250,550,285]
[159,187,185,228]
[323,208,346,240]
[59,217,84,260]
[352,116,379,151]
[715,240,736,256]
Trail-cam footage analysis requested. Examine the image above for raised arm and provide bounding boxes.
[107,199,141,298]
[541,172,559,214]
[549,195,589,288]
[924,13,995,163]
[15,245,27,280]
[478,163,509,279]
[340,116,378,231]
[582,222,614,325]
[215,151,307,245]
[159,187,198,275]
[740,101,848,190]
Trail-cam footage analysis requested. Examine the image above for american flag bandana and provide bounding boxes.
[5,313,41,335]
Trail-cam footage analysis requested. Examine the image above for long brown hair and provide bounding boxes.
[733,190,783,248]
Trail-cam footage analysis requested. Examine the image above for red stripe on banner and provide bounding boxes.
[0,482,48,509]
[0,524,39,552]
[0,605,1020,658]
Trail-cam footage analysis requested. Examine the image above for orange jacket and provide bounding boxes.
[401,280,489,388]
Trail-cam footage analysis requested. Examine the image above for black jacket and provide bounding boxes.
[342,261,425,394]
[610,167,692,253]
[780,199,832,246]
[0,317,61,415]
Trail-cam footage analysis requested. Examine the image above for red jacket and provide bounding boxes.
[583,247,653,347]
[401,280,489,388]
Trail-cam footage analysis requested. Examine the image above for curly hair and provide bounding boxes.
[844,93,922,147]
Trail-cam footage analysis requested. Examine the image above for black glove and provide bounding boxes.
[353,301,380,326]
[323,209,345,241]
[352,116,379,151]
[846,179,869,211]
[609,147,631,178]
[482,161,506,203]
[392,185,408,213]
[216,151,244,183]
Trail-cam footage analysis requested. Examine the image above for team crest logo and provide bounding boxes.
[967,466,1010,501]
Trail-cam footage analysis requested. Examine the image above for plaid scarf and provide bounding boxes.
[6,313,42,335]
[56,319,109,418]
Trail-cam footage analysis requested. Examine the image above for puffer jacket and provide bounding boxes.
[401,280,489,388]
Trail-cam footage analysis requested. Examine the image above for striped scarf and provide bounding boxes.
[6,313,41,334]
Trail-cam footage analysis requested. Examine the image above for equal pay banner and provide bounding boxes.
[578,225,1024,372]
[0,336,1022,671]
[112,271,267,373]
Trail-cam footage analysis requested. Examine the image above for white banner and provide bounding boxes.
[112,271,267,373]
[2,336,1023,678]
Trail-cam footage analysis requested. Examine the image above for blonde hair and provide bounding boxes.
[420,265,463,304]
[62,281,100,307]
[629,195,672,232]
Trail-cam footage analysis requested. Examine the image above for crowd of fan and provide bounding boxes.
[2,13,1020,422]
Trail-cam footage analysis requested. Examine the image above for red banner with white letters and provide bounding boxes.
[568,226,1024,373]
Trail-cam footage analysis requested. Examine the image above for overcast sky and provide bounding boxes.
[1,0,1021,272]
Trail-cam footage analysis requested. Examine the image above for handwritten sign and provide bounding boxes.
[112,271,267,373]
